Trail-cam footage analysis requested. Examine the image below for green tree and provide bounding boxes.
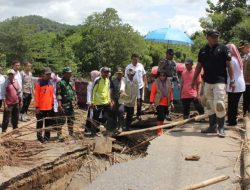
[75,8,150,74]
[0,17,35,64]
[200,0,248,42]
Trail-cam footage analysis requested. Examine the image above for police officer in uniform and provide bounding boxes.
[56,67,77,140]
[191,29,235,137]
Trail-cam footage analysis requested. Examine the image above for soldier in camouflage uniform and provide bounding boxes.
[56,67,76,140]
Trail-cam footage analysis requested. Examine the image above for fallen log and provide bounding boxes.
[181,175,229,190]
[117,114,208,137]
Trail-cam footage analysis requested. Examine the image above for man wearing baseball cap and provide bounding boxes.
[191,29,235,137]
[56,67,77,140]
[1,69,22,133]
[35,67,54,142]
[111,67,125,129]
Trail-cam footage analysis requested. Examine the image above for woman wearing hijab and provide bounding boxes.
[226,43,246,126]
[84,70,100,135]
[150,70,172,136]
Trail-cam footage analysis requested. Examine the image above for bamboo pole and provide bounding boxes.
[117,114,208,137]
[0,115,77,139]
[181,175,229,190]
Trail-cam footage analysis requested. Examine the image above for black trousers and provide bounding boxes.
[181,98,204,119]
[0,100,2,108]
[36,110,53,141]
[243,85,250,116]
[118,105,134,130]
[156,105,168,121]
[228,92,243,125]
[85,108,92,132]
[92,104,115,133]
[1,104,19,132]
[20,93,32,114]
[137,88,143,116]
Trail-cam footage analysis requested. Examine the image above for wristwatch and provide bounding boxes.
[230,79,235,84]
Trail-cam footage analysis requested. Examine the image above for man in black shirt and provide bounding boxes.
[191,29,235,137]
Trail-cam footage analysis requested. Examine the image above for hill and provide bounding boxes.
[0,15,77,33]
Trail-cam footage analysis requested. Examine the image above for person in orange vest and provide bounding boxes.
[150,70,173,136]
[34,68,54,143]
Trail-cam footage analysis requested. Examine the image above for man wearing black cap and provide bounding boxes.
[158,48,179,121]
[191,29,235,137]
[35,67,54,142]
[158,48,179,85]
[239,40,250,116]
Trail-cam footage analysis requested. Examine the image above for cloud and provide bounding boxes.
[167,15,201,35]
[0,0,215,35]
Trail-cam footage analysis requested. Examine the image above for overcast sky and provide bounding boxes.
[0,0,217,35]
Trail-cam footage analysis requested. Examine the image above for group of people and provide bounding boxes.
[0,28,250,141]
[84,50,202,136]
[85,29,250,138]
[0,61,33,132]
[85,53,147,136]
[0,61,77,143]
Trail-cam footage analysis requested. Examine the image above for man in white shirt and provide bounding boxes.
[125,53,148,119]
[12,60,22,94]
[0,64,6,109]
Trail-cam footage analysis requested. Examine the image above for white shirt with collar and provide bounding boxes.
[15,70,22,91]
[125,63,146,89]
[0,74,6,100]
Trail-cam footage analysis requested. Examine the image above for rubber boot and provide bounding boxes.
[217,117,225,138]
[201,114,217,133]
[156,121,164,136]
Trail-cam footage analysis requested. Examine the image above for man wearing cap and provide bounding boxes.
[158,48,179,85]
[239,40,250,116]
[35,67,54,142]
[191,29,235,137]
[118,68,140,131]
[111,67,125,129]
[56,67,77,140]
[181,59,204,119]
[91,66,115,134]
[1,69,22,133]
[125,53,148,120]
[158,48,179,121]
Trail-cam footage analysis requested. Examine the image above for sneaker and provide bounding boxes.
[217,128,226,138]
